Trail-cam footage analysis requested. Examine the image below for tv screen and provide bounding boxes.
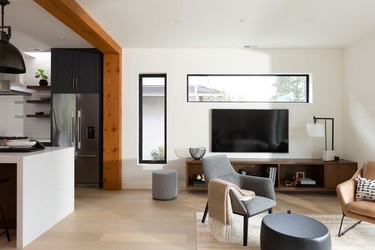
[211,109,289,153]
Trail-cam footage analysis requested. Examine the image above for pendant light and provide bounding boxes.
[0,0,26,74]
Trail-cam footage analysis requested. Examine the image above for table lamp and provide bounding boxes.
[306,116,335,161]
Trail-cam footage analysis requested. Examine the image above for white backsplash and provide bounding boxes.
[0,96,24,136]
[0,52,51,140]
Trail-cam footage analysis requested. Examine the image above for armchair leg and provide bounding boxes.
[268,208,273,214]
[243,215,249,246]
[201,202,208,223]
[338,214,361,237]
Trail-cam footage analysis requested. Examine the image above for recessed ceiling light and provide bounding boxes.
[240,18,248,23]
[244,45,258,49]
[304,18,314,23]
[57,36,66,40]
[174,19,184,24]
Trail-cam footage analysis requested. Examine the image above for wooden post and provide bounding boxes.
[34,0,122,190]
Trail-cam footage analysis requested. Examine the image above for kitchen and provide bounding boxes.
[0,48,103,187]
[0,52,51,142]
[0,48,79,248]
[0,0,104,246]
[0,46,104,249]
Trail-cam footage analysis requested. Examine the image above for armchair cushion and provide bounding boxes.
[355,176,375,201]
[346,200,375,218]
[363,161,375,180]
[219,173,240,185]
[239,174,276,201]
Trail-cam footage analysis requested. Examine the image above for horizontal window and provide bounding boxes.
[187,74,309,103]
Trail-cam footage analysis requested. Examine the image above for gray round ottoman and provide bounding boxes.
[152,169,177,200]
[260,213,331,250]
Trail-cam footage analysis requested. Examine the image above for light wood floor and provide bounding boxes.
[0,189,341,249]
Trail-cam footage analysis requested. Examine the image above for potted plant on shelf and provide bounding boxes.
[35,69,49,86]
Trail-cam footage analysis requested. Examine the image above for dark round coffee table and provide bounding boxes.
[260,213,331,250]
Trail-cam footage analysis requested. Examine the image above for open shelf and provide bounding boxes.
[25,85,51,119]
[186,158,357,192]
[26,86,51,91]
[26,114,51,118]
[26,100,50,104]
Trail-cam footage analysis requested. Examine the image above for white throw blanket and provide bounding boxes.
[207,178,255,241]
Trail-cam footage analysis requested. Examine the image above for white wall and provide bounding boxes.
[343,32,375,166]
[122,48,343,189]
[0,95,24,136]
[0,72,24,136]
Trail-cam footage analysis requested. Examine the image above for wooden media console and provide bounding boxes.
[186,158,358,192]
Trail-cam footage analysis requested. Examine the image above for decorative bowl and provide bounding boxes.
[189,147,206,160]
[174,148,191,159]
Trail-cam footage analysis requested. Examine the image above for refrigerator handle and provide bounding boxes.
[77,110,81,149]
[70,110,75,147]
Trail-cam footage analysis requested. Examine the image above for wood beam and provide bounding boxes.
[34,0,121,54]
[34,0,122,190]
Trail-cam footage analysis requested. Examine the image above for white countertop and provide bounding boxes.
[0,147,67,163]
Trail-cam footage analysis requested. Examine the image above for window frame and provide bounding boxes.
[187,73,310,103]
[138,73,167,164]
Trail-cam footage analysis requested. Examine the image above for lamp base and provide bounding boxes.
[323,150,336,161]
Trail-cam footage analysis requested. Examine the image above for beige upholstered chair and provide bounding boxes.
[336,161,375,236]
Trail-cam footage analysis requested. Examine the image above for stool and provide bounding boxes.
[260,213,331,250]
[0,178,11,241]
[152,169,177,200]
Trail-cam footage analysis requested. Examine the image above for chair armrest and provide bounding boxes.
[336,179,356,206]
[229,189,248,215]
[238,174,276,201]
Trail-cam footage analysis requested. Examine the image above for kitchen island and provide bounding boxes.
[0,147,74,248]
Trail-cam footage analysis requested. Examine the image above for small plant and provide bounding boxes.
[151,146,165,161]
[35,69,48,80]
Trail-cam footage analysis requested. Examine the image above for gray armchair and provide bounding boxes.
[201,155,276,246]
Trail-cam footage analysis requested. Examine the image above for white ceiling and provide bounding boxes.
[5,0,375,52]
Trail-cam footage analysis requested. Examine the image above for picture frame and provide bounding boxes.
[296,172,305,180]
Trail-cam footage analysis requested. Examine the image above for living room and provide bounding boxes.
[1,0,375,249]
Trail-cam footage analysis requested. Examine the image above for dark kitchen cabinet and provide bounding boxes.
[51,49,102,93]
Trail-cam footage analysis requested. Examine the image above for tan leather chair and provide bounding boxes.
[336,161,375,236]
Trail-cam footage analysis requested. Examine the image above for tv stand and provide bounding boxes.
[185,158,357,192]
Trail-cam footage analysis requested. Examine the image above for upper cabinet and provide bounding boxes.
[51,49,102,93]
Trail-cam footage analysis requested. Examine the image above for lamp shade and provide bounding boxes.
[306,123,325,138]
[0,40,26,74]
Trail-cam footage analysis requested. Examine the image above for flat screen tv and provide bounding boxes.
[211,109,289,153]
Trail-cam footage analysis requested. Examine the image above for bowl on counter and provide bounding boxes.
[5,140,36,148]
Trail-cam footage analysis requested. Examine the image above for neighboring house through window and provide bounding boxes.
[187,74,310,103]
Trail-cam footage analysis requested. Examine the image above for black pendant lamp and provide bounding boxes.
[0,0,25,74]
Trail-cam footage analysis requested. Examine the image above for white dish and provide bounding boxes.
[9,145,34,149]
[6,140,36,148]
[0,145,10,149]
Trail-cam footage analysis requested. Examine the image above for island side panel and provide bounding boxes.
[17,147,74,248]
[0,163,17,228]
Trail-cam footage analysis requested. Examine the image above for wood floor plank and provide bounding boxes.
[0,189,341,249]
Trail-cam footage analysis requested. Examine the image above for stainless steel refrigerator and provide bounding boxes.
[52,94,102,188]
